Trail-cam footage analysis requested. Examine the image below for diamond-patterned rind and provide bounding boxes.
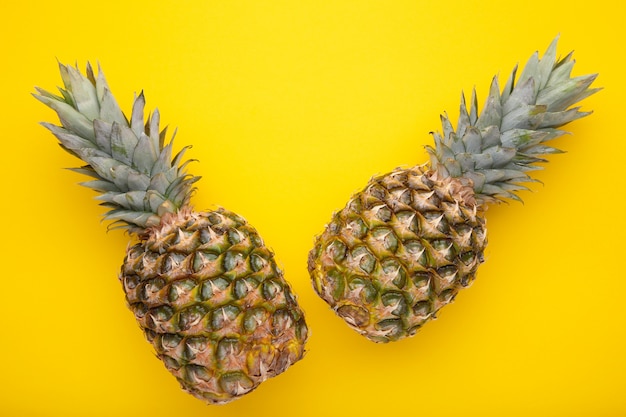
[122,207,308,404]
[309,166,486,343]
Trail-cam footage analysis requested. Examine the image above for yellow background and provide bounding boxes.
[1,1,624,416]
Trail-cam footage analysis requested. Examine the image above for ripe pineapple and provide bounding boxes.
[308,38,598,343]
[35,63,308,404]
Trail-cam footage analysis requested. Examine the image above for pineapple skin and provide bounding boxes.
[308,166,486,343]
[123,207,308,404]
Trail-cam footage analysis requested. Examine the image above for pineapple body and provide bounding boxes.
[123,207,307,403]
[309,38,598,342]
[309,166,486,342]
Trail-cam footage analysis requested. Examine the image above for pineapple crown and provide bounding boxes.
[426,37,599,204]
[34,62,200,231]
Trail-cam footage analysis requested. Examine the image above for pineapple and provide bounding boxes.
[35,63,308,404]
[308,38,598,343]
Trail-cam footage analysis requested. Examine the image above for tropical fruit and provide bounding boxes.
[35,63,308,403]
[308,38,598,343]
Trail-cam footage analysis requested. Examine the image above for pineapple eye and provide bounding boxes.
[183,336,209,361]
[161,333,183,350]
[326,239,348,263]
[412,300,432,316]
[406,324,423,337]
[388,169,408,184]
[184,364,212,384]
[351,246,376,274]
[394,188,412,206]
[192,251,219,274]
[455,224,472,235]
[161,252,187,274]
[283,285,297,305]
[424,211,449,233]
[211,305,241,330]
[227,229,246,245]
[124,275,140,290]
[207,213,223,225]
[374,205,392,222]
[459,250,476,265]
[126,243,144,261]
[411,271,432,289]
[140,277,166,301]
[227,211,247,225]
[297,319,309,342]
[222,251,245,272]
[130,302,148,319]
[431,239,452,252]
[250,254,267,272]
[271,309,296,334]
[473,226,487,245]
[367,183,387,200]
[199,277,230,300]
[370,227,399,253]
[232,277,260,299]
[327,218,342,234]
[186,336,208,352]
[345,217,367,239]
[381,292,408,316]
[337,304,370,328]
[198,228,214,245]
[347,276,378,303]
[178,304,208,331]
[347,196,363,212]
[436,265,458,281]
[380,258,407,289]
[403,240,427,264]
[374,318,404,340]
[219,371,254,397]
[249,233,264,247]
[325,269,346,299]
[438,288,456,304]
[173,229,194,244]
[395,211,419,235]
[149,305,175,326]
[162,355,181,371]
[215,338,242,361]
[242,307,268,333]
[261,279,282,301]
[147,231,177,252]
[460,273,476,287]
[138,251,158,270]
[168,278,197,303]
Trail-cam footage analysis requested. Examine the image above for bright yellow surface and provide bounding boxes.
[2,1,624,416]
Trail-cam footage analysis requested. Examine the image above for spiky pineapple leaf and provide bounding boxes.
[426,36,599,203]
[35,62,201,230]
